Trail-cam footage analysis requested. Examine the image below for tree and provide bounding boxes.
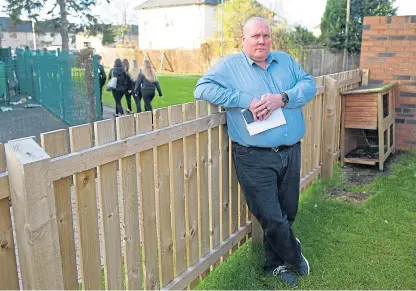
[287,25,318,47]
[217,0,275,53]
[320,0,397,53]
[217,0,313,57]
[6,0,106,51]
[99,0,136,44]
[114,1,130,44]
[101,24,116,45]
[280,25,319,58]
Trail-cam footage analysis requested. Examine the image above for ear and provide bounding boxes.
[241,33,245,46]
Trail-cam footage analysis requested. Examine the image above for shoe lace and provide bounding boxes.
[272,266,288,276]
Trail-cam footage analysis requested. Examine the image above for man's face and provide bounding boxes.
[242,21,271,62]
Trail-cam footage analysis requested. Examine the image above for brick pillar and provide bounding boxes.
[360,15,416,150]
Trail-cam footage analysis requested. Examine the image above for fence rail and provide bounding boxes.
[0,69,364,290]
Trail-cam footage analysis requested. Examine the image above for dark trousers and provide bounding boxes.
[126,91,142,113]
[232,142,302,269]
[142,89,155,112]
[112,90,124,115]
[99,86,103,116]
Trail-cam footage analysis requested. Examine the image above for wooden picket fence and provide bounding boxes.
[0,69,365,290]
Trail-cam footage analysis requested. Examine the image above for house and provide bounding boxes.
[34,21,76,50]
[0,17,76,50]
[0,17,34,49]
[75,25,139,52]
[136,0,220,50]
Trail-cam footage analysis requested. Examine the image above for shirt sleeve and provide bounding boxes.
[284,56,317,109]
[194,60,254,109]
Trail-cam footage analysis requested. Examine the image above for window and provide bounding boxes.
[84,42,91,48]
[10,32,17,39]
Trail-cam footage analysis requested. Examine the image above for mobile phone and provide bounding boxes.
[242,109,255,124]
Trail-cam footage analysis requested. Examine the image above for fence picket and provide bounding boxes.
[219,111,230,260]
[94,119,123,290]
[238,184,247,246]
[183,102,199,289]
[116,115,142,290]
[229,142,239,252]
[168,105,187,277]
[196,101,210,278]
[136,112,159,289]
[306,101,313,174]
[0,143,19,290]
[153,108,174,287]
[41,130,78,290]
[208,105,220,265]
[70,124,102,290]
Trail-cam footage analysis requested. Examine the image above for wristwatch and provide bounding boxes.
[281,92,289,108]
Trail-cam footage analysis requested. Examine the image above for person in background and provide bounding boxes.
[194,17,316,287]
[108,58,128,117]
[97,55,106,115]
[134,60,162,112]
[122,59,135,114]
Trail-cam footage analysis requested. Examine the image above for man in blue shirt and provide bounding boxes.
[194,17,316,287]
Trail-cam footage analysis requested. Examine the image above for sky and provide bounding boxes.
[0,0,415,32]
[257,0,416,33]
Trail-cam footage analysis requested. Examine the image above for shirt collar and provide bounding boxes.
[241,51,278,67]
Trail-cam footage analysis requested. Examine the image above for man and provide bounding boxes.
[96,55,106,116]
[194,17,316,287]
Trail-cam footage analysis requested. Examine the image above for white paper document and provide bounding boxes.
[242,108,287,136]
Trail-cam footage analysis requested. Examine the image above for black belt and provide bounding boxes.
[232,141,300,152]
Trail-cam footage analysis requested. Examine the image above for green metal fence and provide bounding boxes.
[0,47,102,125]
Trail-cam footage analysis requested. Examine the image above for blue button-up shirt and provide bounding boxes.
[194,51,317,147]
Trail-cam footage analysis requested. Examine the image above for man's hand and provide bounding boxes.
[253,93,284,120]
[248,98,262,121]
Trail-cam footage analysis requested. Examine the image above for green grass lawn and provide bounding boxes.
[102,76,200,112]
[196,152,416,290]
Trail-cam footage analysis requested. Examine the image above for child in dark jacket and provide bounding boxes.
[122,59,136,114]
[133,60,162,112]
[108,59,128,116]
[96,55,106,115]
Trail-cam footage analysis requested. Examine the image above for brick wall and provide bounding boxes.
[360,15,416,150]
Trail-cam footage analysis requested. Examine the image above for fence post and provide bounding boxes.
[322,76,339,179]
[5,137,64,289]
[361,69,369,86]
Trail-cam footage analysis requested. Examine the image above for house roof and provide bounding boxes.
[0,17,32,33]
[137,0,219,10]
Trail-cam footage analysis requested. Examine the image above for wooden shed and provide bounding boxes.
[340,82,397,170]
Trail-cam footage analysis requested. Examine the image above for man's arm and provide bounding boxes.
[284,56,317,109]
[194,60,254,109]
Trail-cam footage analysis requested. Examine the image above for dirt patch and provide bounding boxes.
[328,187,371,204]
[342,164,388,186]
[327,152,403,203]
